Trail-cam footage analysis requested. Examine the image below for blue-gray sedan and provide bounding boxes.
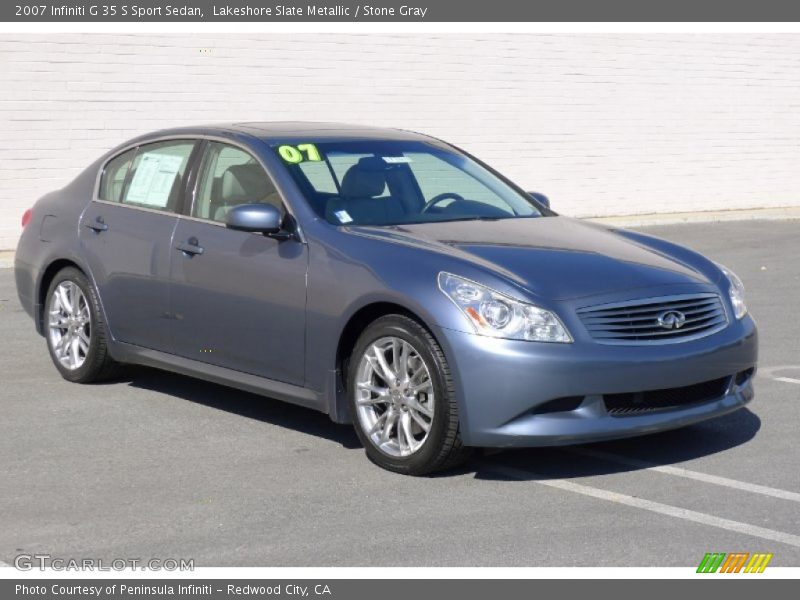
[14,123,758,474]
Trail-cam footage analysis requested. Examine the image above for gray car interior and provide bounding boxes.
[324,157,408,224]
[210,163,282,221]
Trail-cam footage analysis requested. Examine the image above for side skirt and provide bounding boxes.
[112,341,325,413]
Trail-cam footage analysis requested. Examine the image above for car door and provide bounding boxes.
[79,139,197,351]
[169,140,308,386]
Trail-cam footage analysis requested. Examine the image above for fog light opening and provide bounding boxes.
[735,368,755,386]
[531,396,585,415]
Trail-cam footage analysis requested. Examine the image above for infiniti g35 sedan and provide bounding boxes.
[14,123,758,474]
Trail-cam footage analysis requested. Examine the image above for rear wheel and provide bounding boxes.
[348,315,471,475]
[44,267,120,383]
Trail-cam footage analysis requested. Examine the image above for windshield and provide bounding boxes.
[272,140,542,226]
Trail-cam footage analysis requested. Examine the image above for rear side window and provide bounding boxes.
[99,148,135,202]
[122,141,195,211]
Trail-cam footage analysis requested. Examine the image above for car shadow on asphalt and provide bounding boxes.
[470,408,762,481]
[118,366,362,449]
[111,366,761,478]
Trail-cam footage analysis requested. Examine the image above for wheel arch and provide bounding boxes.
[330,301,442,424]
[36,259,87,334]
[35,256,107,338]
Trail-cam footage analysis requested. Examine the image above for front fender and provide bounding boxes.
[305,225,494,422]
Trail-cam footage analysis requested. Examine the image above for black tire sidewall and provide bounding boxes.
[347,316,454,474]
[44,268,106,382]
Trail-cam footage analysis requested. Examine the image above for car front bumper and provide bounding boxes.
[433,315,758,447]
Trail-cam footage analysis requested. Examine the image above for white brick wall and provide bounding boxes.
[1,33,799,249]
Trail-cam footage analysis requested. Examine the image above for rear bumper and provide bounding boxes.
[434,315,758,447]
[14,256,37,322]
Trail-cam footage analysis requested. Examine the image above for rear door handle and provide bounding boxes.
[175,237,204,256]
[85,217,108,232]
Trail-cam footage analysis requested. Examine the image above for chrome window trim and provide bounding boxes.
[92,199,268,231]
[92,136,198,215]
[91,133,305,241]
[91,197,181,218]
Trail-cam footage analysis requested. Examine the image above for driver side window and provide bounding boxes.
[193,142,283,223]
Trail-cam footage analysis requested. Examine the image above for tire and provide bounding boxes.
[44,267,121,383]
[347,314,472,475]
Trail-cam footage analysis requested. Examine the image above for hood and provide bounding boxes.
[348,217,715,300]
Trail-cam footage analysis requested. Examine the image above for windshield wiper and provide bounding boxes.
[438,216,505,222]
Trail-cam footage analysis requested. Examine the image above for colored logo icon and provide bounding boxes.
[697,552,773,573]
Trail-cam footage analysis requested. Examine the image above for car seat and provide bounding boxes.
[325,157,405,225]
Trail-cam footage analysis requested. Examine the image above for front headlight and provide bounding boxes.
[438,272,572,343]
[718,264,747,320]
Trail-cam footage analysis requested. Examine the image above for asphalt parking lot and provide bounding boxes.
[1,219,798,568]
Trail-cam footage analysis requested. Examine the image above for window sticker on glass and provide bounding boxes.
[334,210,353,224]
[382,156,412,164]
[126,153,183,207]
[278,144,322,163]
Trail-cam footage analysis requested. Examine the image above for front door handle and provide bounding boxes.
[175,237,204,256]
[85,217,108,232]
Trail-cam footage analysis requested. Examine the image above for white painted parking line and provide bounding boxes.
[569,447,800,503]
[758,365,800,386]
[486,464,800,549]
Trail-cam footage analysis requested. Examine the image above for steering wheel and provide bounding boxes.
[421,192,466,213]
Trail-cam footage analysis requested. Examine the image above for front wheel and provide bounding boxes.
[348,315,471,475]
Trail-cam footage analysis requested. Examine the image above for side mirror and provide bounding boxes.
[225,203,286,237]
[527,192,550,209]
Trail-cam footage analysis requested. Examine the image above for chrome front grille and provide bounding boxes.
[577,293,728,344]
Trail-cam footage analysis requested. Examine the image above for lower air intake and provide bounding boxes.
[604,377,731,416]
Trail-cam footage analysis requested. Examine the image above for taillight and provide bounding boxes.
[21,208,32,228]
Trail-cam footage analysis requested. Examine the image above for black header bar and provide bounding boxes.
[5,0,800,22]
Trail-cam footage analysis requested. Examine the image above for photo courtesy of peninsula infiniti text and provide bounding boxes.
[14,123,758,474]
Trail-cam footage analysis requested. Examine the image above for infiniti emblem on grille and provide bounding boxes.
[656,310,687,330]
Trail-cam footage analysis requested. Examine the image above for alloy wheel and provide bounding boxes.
[48,281,91,370]
[354,336,435,457]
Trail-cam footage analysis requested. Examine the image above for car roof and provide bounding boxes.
[235,121,434,141]
[129,122,437,144]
